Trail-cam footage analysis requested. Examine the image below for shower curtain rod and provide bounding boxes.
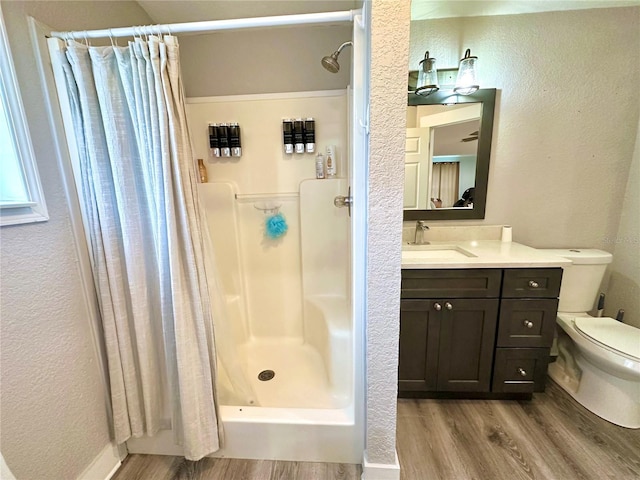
[50,10,357,40]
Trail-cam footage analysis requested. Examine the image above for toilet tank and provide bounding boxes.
[541,249,613,312]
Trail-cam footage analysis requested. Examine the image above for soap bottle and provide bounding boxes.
[315,153,325,179]
[198,159,208,183]
[325,145,337,178]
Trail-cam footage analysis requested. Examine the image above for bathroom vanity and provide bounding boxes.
[399,239,569,399]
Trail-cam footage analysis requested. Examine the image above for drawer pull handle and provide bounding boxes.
[524,320,534,329]
[434,302,442,311]
[528,280,539,288]
[518,368,527,377]
[445,302,453,310]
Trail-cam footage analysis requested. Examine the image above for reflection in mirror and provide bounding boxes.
[404,89,496,221]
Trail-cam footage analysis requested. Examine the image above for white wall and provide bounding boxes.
[0,2,152,479]
[365,0,410,469]
[186,93,348,341]
[408,7,640,249]
[605,118,640,327]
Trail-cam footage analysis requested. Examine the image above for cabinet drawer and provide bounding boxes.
[492,348,550,393]
[502,268,562,298]
[497,299,558,348]
[401,269,502,298]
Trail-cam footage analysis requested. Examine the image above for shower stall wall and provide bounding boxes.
[46,9,368,465]
[125,90,358,463]
[185,89,351,403]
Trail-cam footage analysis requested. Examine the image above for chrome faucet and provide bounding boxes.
[414,220,430,245]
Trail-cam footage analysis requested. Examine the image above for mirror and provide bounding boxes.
[404,88,496,220]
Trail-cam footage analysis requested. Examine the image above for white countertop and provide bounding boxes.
[401,240,572,269]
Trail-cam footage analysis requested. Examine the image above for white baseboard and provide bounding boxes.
[77,442,123,480]
[361,450,400,480]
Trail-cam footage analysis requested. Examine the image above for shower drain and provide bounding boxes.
[258,370,275,381]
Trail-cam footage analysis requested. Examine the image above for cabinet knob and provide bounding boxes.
[528,280,539,288]
[517,368,527,377]
[434,302,442,311]
[445,302,453,310]
[524,320,534,329]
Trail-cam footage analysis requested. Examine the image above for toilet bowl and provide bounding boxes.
[542,249,640,429]
[548,312,640,428]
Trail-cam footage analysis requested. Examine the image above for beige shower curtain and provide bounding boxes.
[431,162,459,207]
[58,35,220,460]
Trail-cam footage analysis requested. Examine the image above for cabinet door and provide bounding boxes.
[398,300,441,393]
[436,299,499,392]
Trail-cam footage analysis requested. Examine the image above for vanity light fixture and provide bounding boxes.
[415,51,439,96]
[454,48,479,95]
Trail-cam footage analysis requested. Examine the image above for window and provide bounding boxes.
[0,4,48,226]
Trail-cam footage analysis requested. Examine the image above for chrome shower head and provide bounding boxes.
[321,41,352,74]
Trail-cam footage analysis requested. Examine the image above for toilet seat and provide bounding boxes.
[574,317,640,361]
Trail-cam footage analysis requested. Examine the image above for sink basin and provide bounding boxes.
[402,245,476,260]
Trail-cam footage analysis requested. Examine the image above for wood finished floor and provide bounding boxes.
[111,455,361,480]
[112,380,640,480]
[397,380,640,480]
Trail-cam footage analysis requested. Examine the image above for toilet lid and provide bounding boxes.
[574,317,640,360]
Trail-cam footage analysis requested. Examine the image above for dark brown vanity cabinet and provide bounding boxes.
[399,269,501,394]
[399,268,562,398]
[492,269,561,393]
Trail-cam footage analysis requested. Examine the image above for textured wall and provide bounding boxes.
[605,119,640,327]
[365,0,410,466]
[408,7,640,249]
[179,25,353,97]
[0,2,152,479]
[137,0,356,97]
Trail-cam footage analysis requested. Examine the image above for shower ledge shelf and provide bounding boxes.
[234,192,299,203]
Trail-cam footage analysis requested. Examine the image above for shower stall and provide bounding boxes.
[45,8,368,463]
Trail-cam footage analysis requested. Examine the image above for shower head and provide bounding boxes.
[322,53,341,73]
[321,41,352,73]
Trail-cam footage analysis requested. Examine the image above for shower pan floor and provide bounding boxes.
[241,338,339,409]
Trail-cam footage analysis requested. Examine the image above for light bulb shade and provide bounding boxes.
[415,51,439,96]
[454,49,479,95]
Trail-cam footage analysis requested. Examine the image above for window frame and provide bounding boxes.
[0,3,48,226]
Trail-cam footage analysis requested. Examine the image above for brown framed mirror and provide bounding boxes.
[405,88,496,221]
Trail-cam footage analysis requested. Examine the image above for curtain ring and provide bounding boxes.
[83,30,89,47]
[108,29,116,47]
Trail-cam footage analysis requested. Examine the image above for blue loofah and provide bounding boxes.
[265,212,288,239]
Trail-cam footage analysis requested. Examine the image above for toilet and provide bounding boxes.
[544,249,640,429]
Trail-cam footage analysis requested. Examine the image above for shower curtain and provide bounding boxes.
[431,162,459,208]
[57,35,220,460]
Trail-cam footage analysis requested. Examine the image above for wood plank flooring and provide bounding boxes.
[111,455,361,480]
[397,379,640,480]
[112,380,640,480]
